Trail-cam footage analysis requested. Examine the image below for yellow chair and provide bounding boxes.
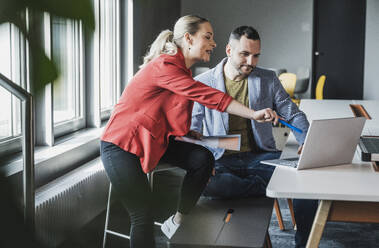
[315,75,326,100]
[279,72,299,104]
[279,73,297,98]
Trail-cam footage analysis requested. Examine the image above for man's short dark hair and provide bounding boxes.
[229,26,260,43]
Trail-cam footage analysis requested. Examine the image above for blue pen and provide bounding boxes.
[278,119,303,133]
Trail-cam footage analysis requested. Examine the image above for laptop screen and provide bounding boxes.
[297,117,366,170]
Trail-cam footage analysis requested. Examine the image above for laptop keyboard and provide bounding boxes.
[361,137,379,153]
[277,158,299,168]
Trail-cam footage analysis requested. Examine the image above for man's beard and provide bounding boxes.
[238,65,255,77]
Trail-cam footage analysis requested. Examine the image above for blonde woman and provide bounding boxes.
[100,15,278,247]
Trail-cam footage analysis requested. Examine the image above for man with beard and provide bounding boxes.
[191,26,318,248]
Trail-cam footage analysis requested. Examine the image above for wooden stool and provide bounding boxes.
[102,162,176,248]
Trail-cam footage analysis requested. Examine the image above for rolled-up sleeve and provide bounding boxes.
[155,62,233,112]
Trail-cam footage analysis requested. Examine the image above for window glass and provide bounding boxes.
[100,0,119,113]
[52,17,82,124]
[0,23,22,141]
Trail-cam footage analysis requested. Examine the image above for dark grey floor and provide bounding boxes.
[60,169,379,248]
[270,199,379,248]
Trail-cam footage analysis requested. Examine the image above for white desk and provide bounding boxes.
[266,99,379,248]
[354,100,379,135]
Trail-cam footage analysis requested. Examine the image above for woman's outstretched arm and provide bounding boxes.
[225,99,279,124]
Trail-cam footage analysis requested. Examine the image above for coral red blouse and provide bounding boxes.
[101,49,232,173]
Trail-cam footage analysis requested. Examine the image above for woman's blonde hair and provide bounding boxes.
[140,15,209,68]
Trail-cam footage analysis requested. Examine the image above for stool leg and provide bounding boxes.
[102,168,171,247]
[287,199,297,229]
[102,169,168,247]
[274,198,285,230]
[103,184,112,248]
[147,171,155,190]
[147,171,164,226]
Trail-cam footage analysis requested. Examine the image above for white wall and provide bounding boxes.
[181,0,313,74]
[364,0,379,100]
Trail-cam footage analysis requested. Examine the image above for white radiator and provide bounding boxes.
[35,157,109,247]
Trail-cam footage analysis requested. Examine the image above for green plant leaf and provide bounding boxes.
[1,0,95,29]
[27,0,95,30]
[31,44,58,93]
[0,0,95,94]
[0,0,26,24]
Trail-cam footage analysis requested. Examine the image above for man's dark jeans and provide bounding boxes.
[203,151,318,247]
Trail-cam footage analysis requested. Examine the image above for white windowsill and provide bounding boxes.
[0,127,104,178]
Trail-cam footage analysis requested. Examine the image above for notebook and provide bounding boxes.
[261,117,366,170]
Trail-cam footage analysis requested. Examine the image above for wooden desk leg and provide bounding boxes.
[306,200,332,248]
[274,198,285,230]
[287,199,297,229]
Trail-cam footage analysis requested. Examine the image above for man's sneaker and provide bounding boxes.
[161,215,180,239]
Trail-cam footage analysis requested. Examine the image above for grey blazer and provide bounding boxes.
[191,58,309,160]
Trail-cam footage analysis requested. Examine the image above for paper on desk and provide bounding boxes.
[175,134,241,151]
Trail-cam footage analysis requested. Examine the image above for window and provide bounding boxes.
[51,17,85,137]
[1,0,127,168]
[0,23,13,140]
[0,22,26,156]
[99,0,120,120]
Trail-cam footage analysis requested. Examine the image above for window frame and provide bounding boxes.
[50,17,86,138]
[0,21,28,157]
[0,0,130,174]
[98,0,121,121]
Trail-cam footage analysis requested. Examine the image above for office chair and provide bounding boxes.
[102,163,176,248]
[276,68,287,77]
[266,68,287,77]
[279,72,298,104]
[279,73,297,98]
[315,75,326,100]
[293,67,310,98]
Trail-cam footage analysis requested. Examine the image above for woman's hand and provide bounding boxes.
[252,108,279,124]
[225,99,278,124]
[186,130,203,140]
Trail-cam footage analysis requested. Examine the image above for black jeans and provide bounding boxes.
[294,199,318,248]
[100,139,214,248]
[203,151,281,198]
[202,151,318,247]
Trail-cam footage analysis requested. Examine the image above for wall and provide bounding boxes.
[181,0,313,75]
[133,0,181,73]
[364,0,379,100]
[131,0,378,100]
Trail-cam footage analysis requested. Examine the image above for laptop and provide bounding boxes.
[261,117,366,170]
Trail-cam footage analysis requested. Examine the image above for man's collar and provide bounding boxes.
[214,57,228,80]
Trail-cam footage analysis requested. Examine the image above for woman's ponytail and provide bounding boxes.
[140,30,178,68]
[140,15,209,68]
